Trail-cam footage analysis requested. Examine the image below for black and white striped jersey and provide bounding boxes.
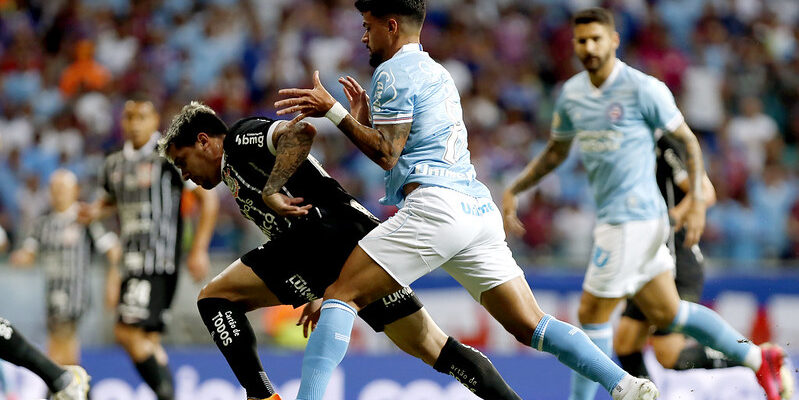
[23,206,118,319]
[221,117,378,242]
[100,133,188,277]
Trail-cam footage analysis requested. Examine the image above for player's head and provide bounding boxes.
[355,0,426,67]
[158,101,227,189]
[572,8,619,73]
[49,169,79,212]
[121,96,160,149]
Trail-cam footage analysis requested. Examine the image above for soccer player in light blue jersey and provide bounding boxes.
[503,8,793,400]
[275,1,660,400]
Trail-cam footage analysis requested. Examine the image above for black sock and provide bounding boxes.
[433,337,522,400]
[0,318,70,392]
[617,352,651,379]
[198,297,275,399]
[134,355,174,400]
[673,343,742,370]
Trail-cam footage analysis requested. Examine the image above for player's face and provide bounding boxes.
[122,101,160,148]
[573,23,619,73]
[50,174,78,212]
[361,12,391,68]
[167,140,222,190]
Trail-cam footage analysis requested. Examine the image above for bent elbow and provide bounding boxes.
[294,121,317,140]
[377,155,398,171]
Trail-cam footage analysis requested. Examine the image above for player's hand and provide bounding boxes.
[262,192,313,217]
[77,202,100,224]
[339,75,370,125]
[674,197,706,247]
[186,248,210,282]
[501,190,526,237]
[275,70,337,125]
[298,298,323,338]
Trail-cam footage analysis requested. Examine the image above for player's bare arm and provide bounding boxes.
[275,70,411,171]
[502,138,573,235]
[671,173,717,224]
[260,121,317,217]
[187,186,219,282]
[666,121,707,247]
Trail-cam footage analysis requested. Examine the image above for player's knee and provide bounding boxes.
[322,281,362,308]
[505,322,535,345]
[577,302,596,324]
[646,307,677,330]
[197,279,234,303]
[113,323,132,346]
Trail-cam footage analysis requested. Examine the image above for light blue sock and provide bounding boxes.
[569,322,613,400]
[668,301,756,365]
[532,315,626,395]
[296,300,357,400]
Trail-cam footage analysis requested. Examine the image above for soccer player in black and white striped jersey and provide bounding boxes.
[79,98,219,400]
[11,169,121,366]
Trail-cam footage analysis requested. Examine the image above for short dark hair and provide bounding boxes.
[157,101,228,161]
[355,0,426,26]
[572,8,615,29]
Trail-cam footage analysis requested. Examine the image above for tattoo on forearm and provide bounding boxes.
[672,127,705,201]
[262,123,314,196]
[510,141,570,194]
[339,117,407,168]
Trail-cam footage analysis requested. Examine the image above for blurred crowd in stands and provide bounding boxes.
[1,0,798,267]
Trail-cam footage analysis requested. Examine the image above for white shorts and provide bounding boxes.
[583,216,675,298]
[359,186,524,301]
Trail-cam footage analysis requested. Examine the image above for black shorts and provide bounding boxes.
[117,273,178,332]
[242,208,423,332]
[45,280,89,331]
[622,242,705,332]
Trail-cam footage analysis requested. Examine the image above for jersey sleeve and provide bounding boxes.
[370,66,415,125]
[658,137,689,186]
[88,221,119,254]
[551,91,576,140]
[639,76,684,133]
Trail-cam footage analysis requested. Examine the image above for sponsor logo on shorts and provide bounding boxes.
[592,246,610,268]
[460,201,495,216]
[287,274,319,303]
[382,287,413,306]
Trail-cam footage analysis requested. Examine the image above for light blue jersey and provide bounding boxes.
[369,43,490,206]
[552,60,684,224]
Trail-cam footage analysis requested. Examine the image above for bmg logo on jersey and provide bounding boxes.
[235,132,265,147]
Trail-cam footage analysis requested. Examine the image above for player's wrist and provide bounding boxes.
[325,102,349,126]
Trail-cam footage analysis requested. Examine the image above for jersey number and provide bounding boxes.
[123,278,152,308]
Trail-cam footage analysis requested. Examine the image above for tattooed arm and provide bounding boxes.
[261,121,317,216]
[666,121,707,247]
[337,118,411,171]
[502,138,573,235]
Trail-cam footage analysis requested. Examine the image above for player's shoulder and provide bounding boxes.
[620,63,668,94]
[224,116,276,150]
[556,71,589,102]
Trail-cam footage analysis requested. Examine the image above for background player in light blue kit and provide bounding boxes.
[502,8,794,400]
[276,1,659,399]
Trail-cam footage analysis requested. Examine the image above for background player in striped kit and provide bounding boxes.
[79,98,219,400]
[502,8,793,400]
[10,169,120,366]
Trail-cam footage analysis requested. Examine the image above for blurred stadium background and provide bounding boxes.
[0,0,798,399]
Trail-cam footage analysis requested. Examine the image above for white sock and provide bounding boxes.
[743,345,762,371]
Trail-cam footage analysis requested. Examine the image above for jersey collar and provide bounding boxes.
[393,42,423,59]
[592,58,623,93]
[123,132,160,161]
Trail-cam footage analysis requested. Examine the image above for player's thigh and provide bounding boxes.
[615,315,652,355]
[357,187,475,290]
[480,276,545,345]
[382,307,447,366]
[584,218,673,299]
[631,270,681,329]
[324,245,403,310]
[199,258,282,311]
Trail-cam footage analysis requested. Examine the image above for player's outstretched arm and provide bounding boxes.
[502,138,572,235]
[261,121,316,216]
[666,122,706,247]
[275,70,410,170]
